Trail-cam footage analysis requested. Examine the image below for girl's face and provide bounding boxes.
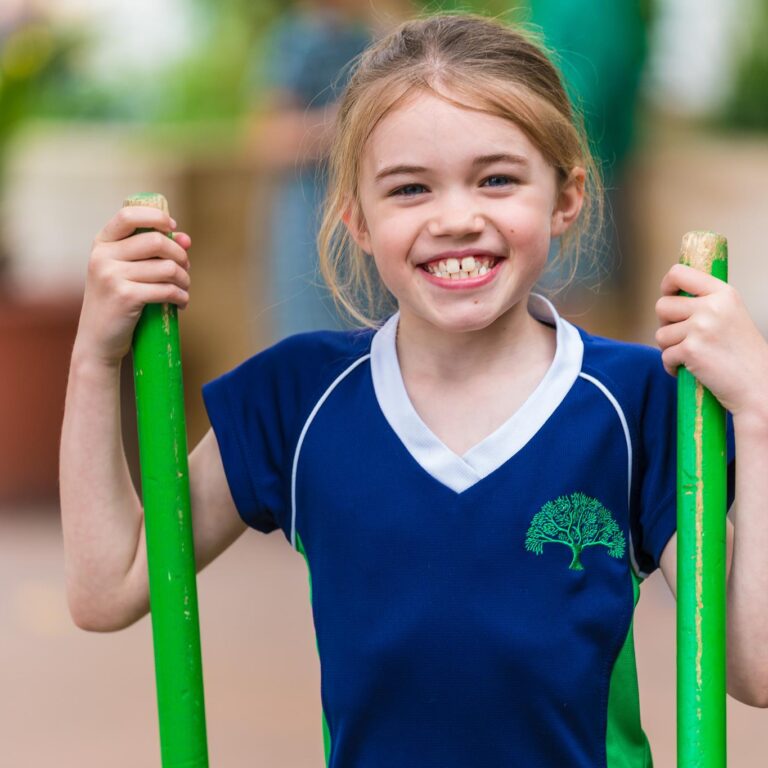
[345,90,584,336]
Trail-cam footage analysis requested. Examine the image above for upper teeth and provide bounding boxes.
[425,255,495,279]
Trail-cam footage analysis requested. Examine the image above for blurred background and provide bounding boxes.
[1,0,767,764]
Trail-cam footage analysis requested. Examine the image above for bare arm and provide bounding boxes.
[245,91,340,171]
[60,350,145,630]
[657,264,768,708]
[60,206,246,631]
[107,428,246,631]
[660,441,768,710]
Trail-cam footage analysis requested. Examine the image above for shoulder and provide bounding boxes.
[262,327,374,367]
[268,10,368,49]
[260,12,318,70]
[204,328,375,411]
[201,328,376,482]
[215,326,374,378]
[266,11,307,39]
[574,325,676,425]
[578,327,669,387]
[262,327,374,385]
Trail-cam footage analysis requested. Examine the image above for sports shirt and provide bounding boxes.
[202,295,734,767]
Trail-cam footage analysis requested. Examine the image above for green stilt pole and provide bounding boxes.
[677,231,728,768]
[125,193,209,767]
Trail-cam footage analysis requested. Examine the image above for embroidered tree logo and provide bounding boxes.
[524,492,625,570]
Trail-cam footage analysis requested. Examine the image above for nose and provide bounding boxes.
[427,199,485,238]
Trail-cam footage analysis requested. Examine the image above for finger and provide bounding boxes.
[127,280,190,309]
[169,231,192,250]
[655,294,697,325]
[122,258,191,290]
[96,206,176,243]
[660,263,726,297]
[655,319,688,350]
[100,230,190,268]
[661,344,685,377]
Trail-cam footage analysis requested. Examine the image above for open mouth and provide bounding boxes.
[421,254,500,280]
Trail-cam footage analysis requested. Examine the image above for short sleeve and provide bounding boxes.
[202,351,289,536]
[632,359,736,575]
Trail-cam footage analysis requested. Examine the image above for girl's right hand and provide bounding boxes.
[75,205,192,367]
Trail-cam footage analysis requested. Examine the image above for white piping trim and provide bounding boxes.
[290,354,371,548]
[578,372,648,579]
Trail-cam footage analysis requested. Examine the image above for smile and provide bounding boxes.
[420,254,501,281]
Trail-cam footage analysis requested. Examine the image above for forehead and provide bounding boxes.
[362,90,541,177]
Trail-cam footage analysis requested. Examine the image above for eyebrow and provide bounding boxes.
[373,153,529,183]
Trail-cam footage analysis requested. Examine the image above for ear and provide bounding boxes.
[342,200,372,254]
[551,167,586,238]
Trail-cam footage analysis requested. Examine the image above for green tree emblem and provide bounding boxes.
[524,492,626,570]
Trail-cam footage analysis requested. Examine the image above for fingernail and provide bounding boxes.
[170,218,178,229]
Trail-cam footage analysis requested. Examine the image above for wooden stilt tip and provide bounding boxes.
[680,231,727,272]
[122,192,169,214]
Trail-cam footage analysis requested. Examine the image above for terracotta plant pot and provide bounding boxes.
[0,294,81,505]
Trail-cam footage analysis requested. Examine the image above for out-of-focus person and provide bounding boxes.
[247,0,415,341]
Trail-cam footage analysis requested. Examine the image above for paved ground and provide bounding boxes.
[1,507,765,767]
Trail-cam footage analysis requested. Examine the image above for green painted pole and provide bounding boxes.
[125,193,209,767]
[677,231,728,767]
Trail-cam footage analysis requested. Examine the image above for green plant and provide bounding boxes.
[0,20,71,152]
[721,0,768,132]
[152,0,290,125]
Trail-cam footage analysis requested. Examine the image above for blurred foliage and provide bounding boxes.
[720,0,768,132]
[3,1,291,142]
[0,0,530,146]
[146,0,519,137]
[149,0,289,127]
[420,0,525,15]
[0,18,84,154]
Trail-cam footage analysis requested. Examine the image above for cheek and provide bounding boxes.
[370,252,406,300]
[368,210,418,258]
[515,222,552,251]
[505,201,554,251]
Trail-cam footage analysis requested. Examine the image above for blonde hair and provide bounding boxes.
[317,12,604,328]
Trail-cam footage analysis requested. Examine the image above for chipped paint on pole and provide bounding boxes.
[677,230,728,767]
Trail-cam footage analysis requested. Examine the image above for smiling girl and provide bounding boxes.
[60,13,768,767]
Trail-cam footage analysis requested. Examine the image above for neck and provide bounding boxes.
[395,296,556,385]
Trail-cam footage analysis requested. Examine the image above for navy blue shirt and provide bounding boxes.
[203,295,734,767]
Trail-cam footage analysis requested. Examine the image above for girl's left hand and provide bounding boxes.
[655,263,768,419]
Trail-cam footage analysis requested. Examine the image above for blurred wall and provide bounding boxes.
[624,125,768,343]
[0,126,268,502]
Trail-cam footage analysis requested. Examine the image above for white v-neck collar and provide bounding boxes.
[369,294,584,493]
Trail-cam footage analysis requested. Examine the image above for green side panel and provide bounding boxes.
[296,532,332,767]
[605,569,653,768]
[322,711,332,765]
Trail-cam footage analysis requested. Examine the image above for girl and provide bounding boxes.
[60,13,768,767]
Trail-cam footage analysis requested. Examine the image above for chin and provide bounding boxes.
[425,305,506,335]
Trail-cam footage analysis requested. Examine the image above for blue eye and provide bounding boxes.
[483,175,515,187]
[391,183,427,197]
